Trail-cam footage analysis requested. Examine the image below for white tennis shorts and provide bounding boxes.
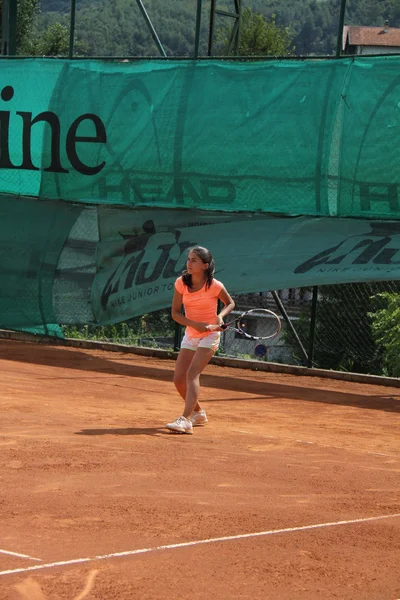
[181,331,221,353]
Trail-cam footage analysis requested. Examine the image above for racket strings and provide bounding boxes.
[227,309,281,340]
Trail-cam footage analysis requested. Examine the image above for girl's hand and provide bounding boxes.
[206,324,223,332]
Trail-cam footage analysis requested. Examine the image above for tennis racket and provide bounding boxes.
[221,308,281,341]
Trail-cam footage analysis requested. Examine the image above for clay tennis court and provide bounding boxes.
[0,338,399,600]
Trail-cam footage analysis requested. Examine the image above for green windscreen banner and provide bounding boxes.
[93,207,400,325]
[0,193,83,334]
[1,57,400,219]
[0,196,399,333]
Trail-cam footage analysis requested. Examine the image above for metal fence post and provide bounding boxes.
[336,0,347,58]
[307,286,319,368]
[2,0,17,56]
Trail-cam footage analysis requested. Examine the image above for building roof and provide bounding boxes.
[343,25,400,50]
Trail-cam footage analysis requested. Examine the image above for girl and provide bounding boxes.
[166,246,235,434]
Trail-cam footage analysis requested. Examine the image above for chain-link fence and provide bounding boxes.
[62,281,400,377]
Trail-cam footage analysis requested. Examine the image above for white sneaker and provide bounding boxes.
[190,410,208,426]
[166,416,193,434]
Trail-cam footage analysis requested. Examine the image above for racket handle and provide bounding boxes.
[221,323,228,330]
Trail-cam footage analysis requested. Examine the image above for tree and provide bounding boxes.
[0,0,40,53]
[386,0,400,26]
[38,21,69,55]
[17,0,40,51]
[18,16,88,56]
[369,292,400,377]
[35,22,88,56]
[0,0,88,56]
[18,0,400,58]
[220,7,294,57]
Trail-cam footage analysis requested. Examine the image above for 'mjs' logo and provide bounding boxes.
[295,223,400,273]
[100,221,196,309]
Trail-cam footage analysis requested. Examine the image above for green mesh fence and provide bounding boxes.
[219,282,400,377]
[1,199,400,336]
[0,57,399,218]
[217,285,381,373]
[0,56,400,378]
[62,282,400,377]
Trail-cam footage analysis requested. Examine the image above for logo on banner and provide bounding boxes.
[0,85,107,176]
[295,223,400,274]
[100,220,196,311]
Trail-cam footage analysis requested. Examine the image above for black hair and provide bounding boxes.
[182,246,215,290]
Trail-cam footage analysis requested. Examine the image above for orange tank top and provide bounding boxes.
[175,276,223,338]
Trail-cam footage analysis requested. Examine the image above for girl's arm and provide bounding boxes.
[217,285,235,323]
[171,288,209,333]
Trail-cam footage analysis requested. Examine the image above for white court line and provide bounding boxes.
[0,512,399,577]
[0,549,41,562]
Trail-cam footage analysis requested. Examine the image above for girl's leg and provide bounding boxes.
[182,347,214,418]
[173,349,203,412]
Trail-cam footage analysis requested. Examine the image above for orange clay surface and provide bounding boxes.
[0,339,399,600]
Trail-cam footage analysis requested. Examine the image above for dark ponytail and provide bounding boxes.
[182,246,215,290]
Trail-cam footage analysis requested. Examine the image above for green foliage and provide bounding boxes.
[17,0,40,51]
[0,0,40,53]
[15,0,400,57]
[286,284,387,375]
[16,3,88,56]
[69,0,201,57]
[220,7,294,57]
[36,22,88,55]
[369,292,400,377]
[37,21,71,55]
[62,308,176,348]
